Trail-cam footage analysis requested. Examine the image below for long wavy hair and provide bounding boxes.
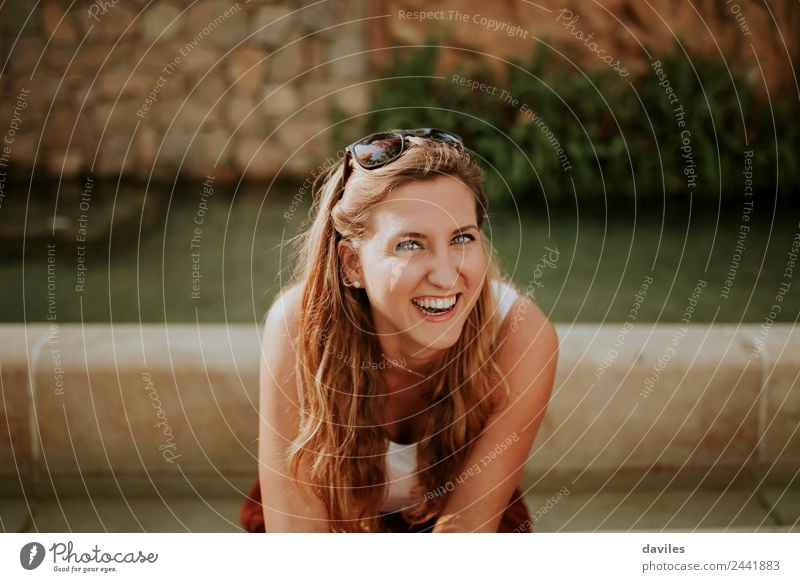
[283,136,512,532]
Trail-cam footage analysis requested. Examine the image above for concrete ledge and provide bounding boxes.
[1,324,798,497]
[528,324,799,489]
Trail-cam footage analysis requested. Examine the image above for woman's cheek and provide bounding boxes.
[388,256,413,293]
[469,248,488,276]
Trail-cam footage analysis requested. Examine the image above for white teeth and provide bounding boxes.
[412,295,458,310]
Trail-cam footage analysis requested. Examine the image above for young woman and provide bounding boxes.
[240,128,558,532]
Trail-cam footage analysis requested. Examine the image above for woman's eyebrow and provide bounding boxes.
[394,225,478,239]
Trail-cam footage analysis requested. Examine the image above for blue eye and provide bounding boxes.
[396,240,422,252]
[395,234,475,252]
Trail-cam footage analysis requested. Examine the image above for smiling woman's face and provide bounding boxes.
[339,174,488,361]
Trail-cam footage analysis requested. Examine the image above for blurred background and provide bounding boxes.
[0,0,798,323]
[1,1,799,534]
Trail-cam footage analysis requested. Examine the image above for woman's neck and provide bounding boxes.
[379,346,444,380]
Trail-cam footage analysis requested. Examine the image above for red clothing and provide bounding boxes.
[239,478,533,532]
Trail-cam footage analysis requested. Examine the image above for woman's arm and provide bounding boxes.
[432,295,559,532]
[258,285,331,532]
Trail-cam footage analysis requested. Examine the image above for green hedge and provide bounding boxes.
[331,43,799,207]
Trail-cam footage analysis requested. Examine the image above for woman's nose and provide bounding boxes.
[427,248,461,290]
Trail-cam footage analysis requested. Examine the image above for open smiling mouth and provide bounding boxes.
[411,293,461,316]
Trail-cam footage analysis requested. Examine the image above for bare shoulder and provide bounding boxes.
[269,283,304,328]
[260,283,305,405]
[264,283,304,347]
[496,293,559,399]
[503,293,558,345]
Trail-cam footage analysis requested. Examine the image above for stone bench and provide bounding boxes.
[1,323,798,499]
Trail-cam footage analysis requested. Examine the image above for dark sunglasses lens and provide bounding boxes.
[428,129,462,144]
[352,133,403,168]
[412,128,462,145]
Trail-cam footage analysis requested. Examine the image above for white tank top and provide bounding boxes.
[380,279,520,512]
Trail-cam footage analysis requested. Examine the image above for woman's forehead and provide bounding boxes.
[368,177,476,228]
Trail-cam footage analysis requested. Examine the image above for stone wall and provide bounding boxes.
[0,0,369,182]
[0,0,797,183]
[371,0,800,93]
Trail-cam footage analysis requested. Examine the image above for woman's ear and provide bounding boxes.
[337,239,361,283]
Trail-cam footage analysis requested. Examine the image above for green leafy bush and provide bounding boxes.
[331,43,799,207]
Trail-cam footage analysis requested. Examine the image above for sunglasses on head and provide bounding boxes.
[340,128,463,194]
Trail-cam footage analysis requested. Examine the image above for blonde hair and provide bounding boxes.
[283,136,511,532]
